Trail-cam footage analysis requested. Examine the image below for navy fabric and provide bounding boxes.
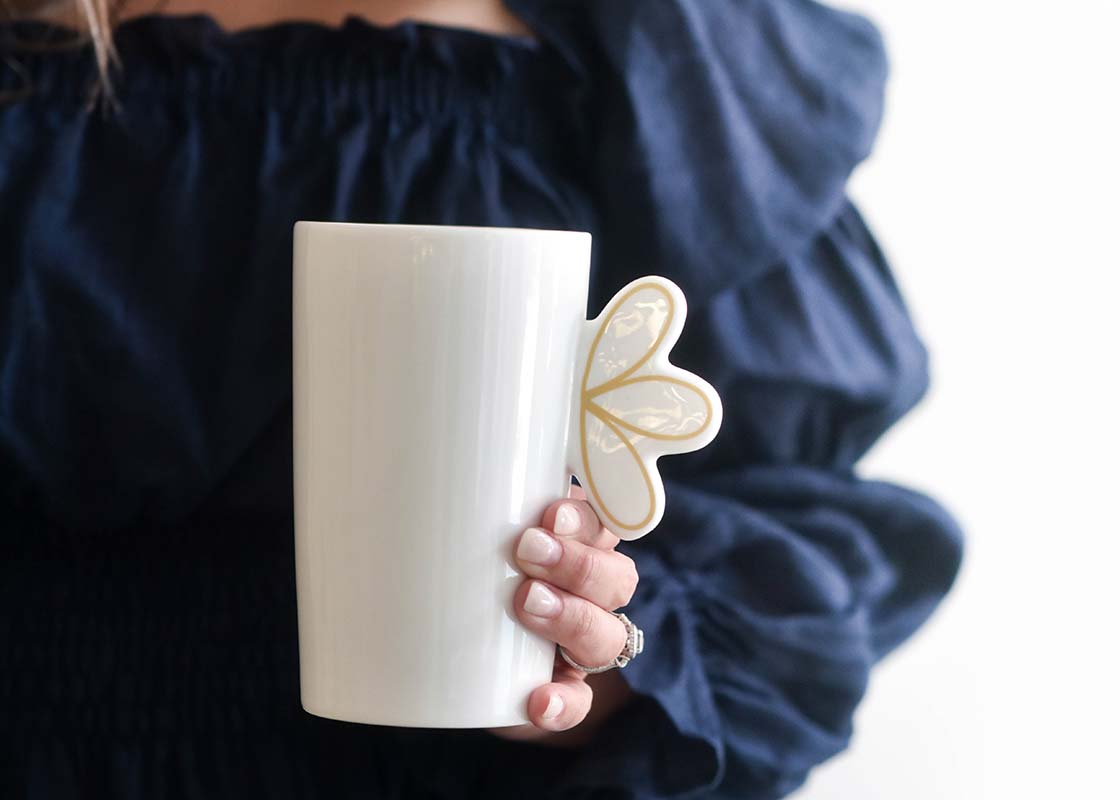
[0,3,962,798]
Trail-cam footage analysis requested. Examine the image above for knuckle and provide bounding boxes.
[571,547,600,592]
[614,555,639,607]
[570,602,598,642]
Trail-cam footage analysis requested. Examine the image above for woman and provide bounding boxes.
[0,0,963,797]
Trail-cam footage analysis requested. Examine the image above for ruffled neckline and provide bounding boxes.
[0,12,567,130]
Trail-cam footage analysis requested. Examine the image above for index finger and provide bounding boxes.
[539,489,620,551]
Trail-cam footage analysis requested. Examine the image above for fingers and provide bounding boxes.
[511,488,633,736]
[539,497,620,551]
[514,580,629,668]
[515,527,638,610]
[526,666,593,731]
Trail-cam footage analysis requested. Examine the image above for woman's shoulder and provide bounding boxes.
[510,0,890,286]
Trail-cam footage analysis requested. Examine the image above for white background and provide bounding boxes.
[795,2,1120,798]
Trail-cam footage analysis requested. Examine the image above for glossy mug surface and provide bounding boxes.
[293,222,721,728]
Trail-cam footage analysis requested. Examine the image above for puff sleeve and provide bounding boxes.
[506,1,964,797]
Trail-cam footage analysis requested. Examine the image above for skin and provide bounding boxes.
[491,485,637,744]
[112,0,535,36]
[35,0,633,742]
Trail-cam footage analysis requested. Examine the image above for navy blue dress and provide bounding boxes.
[0,2,963,798]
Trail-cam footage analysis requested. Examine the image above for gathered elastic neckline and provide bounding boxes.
[0,12,569,135]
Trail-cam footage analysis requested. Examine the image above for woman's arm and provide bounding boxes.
[501,1,963,796]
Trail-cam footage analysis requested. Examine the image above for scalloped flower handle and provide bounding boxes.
[568,277,723,540]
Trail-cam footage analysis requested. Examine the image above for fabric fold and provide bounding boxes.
[528,105,964,794]
[509,0,890,296]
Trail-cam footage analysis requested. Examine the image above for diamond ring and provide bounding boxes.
[558,611,644,674]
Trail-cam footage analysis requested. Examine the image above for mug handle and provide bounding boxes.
[567,276,723,540]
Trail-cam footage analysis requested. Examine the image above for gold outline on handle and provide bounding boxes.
[579,282,715,532]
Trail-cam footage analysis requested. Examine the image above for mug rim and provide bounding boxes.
[294,221,590,240]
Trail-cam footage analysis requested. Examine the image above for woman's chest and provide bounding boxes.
[0,108,593,527]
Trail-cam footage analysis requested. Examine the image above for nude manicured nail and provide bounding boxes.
[517,528,562,566]
[523,581,561,617]
[541,693,564,721]
[553,503,580,536]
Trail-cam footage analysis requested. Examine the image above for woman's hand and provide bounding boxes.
[489,485,639,744]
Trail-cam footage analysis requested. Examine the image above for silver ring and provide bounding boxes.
[558,611,644,674]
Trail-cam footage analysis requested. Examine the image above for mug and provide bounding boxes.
[293,222,722,728]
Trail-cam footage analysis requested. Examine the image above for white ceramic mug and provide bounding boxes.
[293,222,722,728]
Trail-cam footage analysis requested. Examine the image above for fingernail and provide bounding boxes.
[553,503,580,536]
[541,693,564,721]
[517,527,562,566]
[523,581,561,618]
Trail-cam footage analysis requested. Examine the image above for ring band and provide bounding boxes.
[558,611,644,674]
